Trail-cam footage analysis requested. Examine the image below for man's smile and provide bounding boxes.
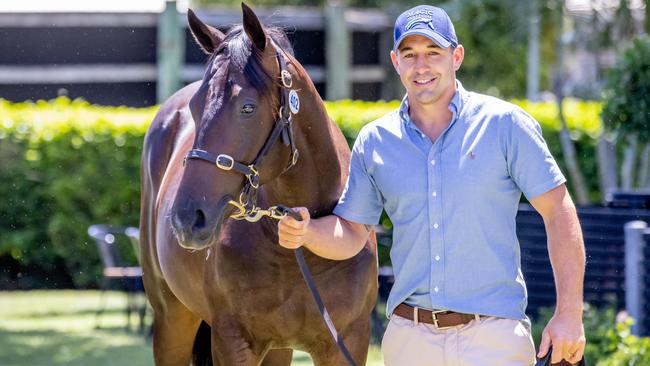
[413,76,437,86]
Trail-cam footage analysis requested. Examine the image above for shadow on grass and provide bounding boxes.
[0,327,153,366]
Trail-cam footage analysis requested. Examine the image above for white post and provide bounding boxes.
[526,0,540,101]
[624,220,648,335]
[157,0,184,104]
[325,0,351,100]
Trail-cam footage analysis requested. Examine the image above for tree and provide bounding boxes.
[602,35,650,189]
[551,0,589,204]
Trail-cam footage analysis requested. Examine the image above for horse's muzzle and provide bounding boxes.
[171,195,232,250]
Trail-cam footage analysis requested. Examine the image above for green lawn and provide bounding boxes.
[0,291,383,366]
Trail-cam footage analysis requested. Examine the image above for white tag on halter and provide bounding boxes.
[289,90,300,114]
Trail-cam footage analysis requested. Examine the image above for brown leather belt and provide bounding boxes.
[393,303,483,329]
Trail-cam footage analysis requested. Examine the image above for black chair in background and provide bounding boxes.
[88,224,147,333]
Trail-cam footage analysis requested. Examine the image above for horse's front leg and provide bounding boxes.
[310,316,372,366]
[150,293,203,366]
[210,316,267,366]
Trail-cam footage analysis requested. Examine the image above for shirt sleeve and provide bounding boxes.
[333,132,384,225]
[505,107,567,200]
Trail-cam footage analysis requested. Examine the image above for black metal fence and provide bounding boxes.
[518,204,650,317]
[377,204,650,320]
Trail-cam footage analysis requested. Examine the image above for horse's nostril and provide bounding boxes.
[193,209,206,231]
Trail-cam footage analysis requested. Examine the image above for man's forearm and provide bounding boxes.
[545,203,586,314]
[303,215,371,260]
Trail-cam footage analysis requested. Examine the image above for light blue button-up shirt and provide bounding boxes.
[333,81,566,321]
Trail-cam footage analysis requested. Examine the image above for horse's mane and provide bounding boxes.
[210,25,294,100]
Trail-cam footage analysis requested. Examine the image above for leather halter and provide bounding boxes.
[184,43,299,222]
[184,41,359,366]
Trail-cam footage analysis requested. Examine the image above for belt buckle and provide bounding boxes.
[431,310,453,330]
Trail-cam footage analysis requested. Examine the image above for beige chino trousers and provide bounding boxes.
[381,314,536,366]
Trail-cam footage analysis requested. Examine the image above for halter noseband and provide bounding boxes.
[184,43,299,222]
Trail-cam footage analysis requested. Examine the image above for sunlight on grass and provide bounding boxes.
[0,291,384,366]
[0,290,153,366]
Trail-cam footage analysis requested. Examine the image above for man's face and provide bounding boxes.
[391,35,464,106]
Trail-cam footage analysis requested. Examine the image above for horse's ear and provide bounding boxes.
[241,2,267,51]
[187,9,225,54]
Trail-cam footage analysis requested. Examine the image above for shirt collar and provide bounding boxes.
[399,80,467,132]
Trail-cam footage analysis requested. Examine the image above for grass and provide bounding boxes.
[0,290,383,366]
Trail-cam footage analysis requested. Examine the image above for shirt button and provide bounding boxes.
[435,255,440,261]
[433,223,439,229]
[434,287,439,292]
[432,191,437,197]
[431,159,436,165]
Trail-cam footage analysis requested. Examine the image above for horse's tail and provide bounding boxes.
[192,321,213,366]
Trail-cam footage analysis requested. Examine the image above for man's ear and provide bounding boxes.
[390,50,400,75]
[187,9,225,54]
[453,45,465,71]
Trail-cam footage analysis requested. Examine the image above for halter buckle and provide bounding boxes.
[281,70,292,88]
[216,154,235,171]
[246,166,260,189]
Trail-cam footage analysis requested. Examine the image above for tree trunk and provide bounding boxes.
[556,97,590,204]
[638,142,650,188]
[646,0,650,34]
[621,134,638,190]
[553,1,590,204]
[597,136,618,201]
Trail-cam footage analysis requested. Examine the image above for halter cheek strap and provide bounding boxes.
[183,43,298,222]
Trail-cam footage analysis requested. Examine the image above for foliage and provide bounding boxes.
[0,98,155,288]
[0,97,602,287]
[597,317,650,365]
[532,303,620,363]
[602,35,650,144]
[451,0,531,98]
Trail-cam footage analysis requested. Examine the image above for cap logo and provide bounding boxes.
[406,9,435,18]
[405,17,432,31]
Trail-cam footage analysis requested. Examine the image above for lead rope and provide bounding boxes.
[274,205,358,366]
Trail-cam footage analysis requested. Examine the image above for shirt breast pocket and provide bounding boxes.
[445,145,514,197]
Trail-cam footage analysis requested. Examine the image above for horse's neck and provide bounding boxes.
[264,90,348,217]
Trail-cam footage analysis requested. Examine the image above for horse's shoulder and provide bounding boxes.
[147,82,200,139]
[142,82,200,194]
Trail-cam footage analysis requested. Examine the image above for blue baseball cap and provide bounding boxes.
[393,5,458,51]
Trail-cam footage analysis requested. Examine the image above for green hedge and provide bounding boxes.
[0,97,602,288]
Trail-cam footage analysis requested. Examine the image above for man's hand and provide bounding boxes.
[537,310,586,364]
[277,207,311,249]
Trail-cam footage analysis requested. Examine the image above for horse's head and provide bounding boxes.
[171,4,299,249]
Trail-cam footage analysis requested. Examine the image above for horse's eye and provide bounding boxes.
[242,103,256,114]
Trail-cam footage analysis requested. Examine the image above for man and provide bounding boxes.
[278,5,586,365]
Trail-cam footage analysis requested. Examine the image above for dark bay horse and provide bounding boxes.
[138,4,377,365]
